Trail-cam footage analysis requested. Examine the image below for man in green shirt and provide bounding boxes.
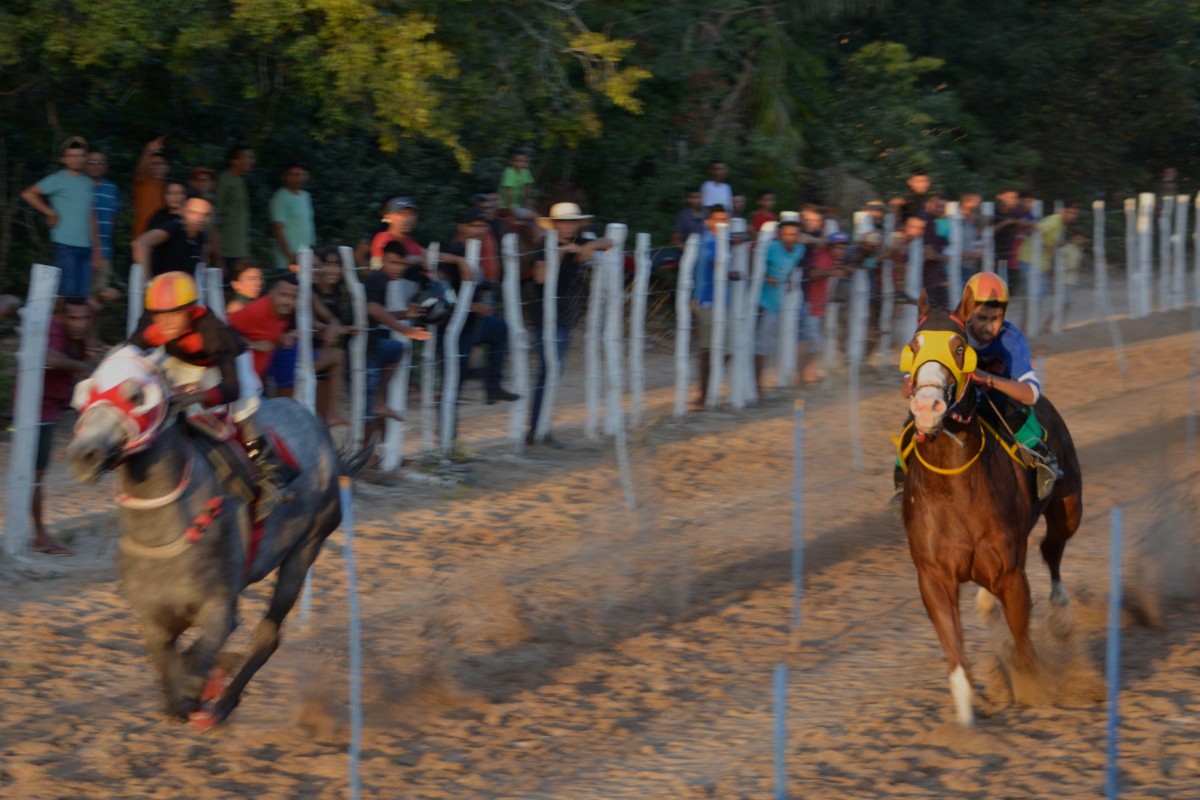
[269,162,315,270]
[216,144,254,274]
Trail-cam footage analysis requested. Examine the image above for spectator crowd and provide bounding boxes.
[15,138,1094,554]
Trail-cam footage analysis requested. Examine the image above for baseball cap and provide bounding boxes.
[61,136,88,154]
[829,232,850,244]
[865,199,886,211]
[383,196,418,214]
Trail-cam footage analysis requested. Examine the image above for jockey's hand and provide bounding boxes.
[969,371,994,388]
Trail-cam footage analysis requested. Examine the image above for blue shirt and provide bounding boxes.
[93,179,119,259]
[971,320,1040,404]
[761,240,804,313]
[692,232,719,307]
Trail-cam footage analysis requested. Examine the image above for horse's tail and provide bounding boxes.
[336,427,379,479]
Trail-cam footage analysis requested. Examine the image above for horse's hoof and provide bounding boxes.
[188,708,222,731]
[1050,583,1070,607]
[201,667,230,704]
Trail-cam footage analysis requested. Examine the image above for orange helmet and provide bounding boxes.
[963,272,1010,307]
[145,271,199,313]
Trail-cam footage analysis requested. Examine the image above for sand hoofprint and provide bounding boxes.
[2,309,1200,799]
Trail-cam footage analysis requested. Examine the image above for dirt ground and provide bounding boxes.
[2,304,1199,799]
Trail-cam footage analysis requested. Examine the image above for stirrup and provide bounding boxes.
[253,481,292,523]
[1035,462,1057,501]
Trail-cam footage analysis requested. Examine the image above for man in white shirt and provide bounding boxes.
[700,160,733,212]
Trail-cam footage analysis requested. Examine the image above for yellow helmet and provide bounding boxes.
[963,272,1010,307]
[145,271,199,313]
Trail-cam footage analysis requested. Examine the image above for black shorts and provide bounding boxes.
[36,421,56,472]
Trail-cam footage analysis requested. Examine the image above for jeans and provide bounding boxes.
[365,337,407,412]
[529,323,573,433]
[52,243,92,297]
[458,316,509,394]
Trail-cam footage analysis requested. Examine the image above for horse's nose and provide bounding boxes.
[911,388,947,430]
[68,443,107,483]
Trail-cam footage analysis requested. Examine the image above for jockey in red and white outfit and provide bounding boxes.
[130,271,294,520]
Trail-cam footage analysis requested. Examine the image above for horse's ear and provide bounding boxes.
[956,285,975,323]
[917,290,931,320]
[71,378,95,411]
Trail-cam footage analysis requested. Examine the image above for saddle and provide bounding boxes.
[183,412,300,522]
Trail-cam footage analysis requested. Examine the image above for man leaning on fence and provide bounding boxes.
[32,296,94,556]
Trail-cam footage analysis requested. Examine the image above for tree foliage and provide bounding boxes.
[2,0,1199,291]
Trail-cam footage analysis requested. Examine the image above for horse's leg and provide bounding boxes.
[1041,492,1082,607]
[203,534,324,725]
[975,586,1000,623]
[181,595,238,718]
[916,569,973,726]
[139,624,192,720]
[992,569,1045,705]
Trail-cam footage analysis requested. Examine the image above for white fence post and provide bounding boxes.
[421,244,440,453]
[1173,193,1188,311]
[899,232,922,345]
[729,241,750,409]
[1093,201,1107,315]
[778,254,801,389]
[603,225,628,436]
[629,232,651,426]
[501,234,530,450]
[205,267,225,322]
[745,227,772,403]
[295,247,317,413]
[338,247,368,449]
[878,211,896,364]
[584,237,606,439]
[4,264,60,556]
[1125,198,1137,317]
[1159,194,1174,311]
[1194,193,1200,306]
[380,278,409,471]
[533,230,560,441]
[673,234,699,417]
[1027,199,1044,336]
[126,262,145,337]
[981,201,995,274]
[1137,193,1156,318]
[946,200,963,306]
[441,239,480,454]
[706,223,730,408]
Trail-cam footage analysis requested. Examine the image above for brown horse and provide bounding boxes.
[898,294,1082,726]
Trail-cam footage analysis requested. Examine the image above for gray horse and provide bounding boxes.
[66,347,359,728]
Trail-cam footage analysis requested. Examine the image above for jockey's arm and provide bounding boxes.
[975,371,1038,406]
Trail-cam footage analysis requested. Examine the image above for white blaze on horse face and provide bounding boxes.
[911,361,951,432]
[949,665,974,727]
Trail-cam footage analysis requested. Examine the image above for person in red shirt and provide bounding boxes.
[34,296,94,555]
[228,276,297,379]
[369,196,425,269]
[751,189,778,233]
[229,274,347,423]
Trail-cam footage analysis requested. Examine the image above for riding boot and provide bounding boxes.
[1020,440,1062,501]
[240,425,300,523]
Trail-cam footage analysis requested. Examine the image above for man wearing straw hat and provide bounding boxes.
[527,202,611,444]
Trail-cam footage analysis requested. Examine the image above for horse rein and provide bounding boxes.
[898,416,1025,478]
[115,451,193,510]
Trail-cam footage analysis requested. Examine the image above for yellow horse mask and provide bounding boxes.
[899,314,977,401]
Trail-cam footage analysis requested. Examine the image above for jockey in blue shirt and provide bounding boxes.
[958,272,1061,498]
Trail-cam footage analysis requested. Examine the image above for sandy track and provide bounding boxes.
[2,309,1199,799]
